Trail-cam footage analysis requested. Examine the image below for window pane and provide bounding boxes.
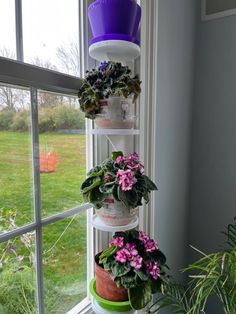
[22,0,80,75]
[43,214,87,313]
[0,0,16,59]
[38,91,86,218]
[0,85,33,228]
[0,232,36,313]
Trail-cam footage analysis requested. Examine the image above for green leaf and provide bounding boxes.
[99,246,117,264]
[129,281,152,310]
[89,187,106,207]
[118,187,138,208]
[134,270,149,281]
[111,151,123,160]
[143,175,158,191]
[81,177,102,194]
[150,278,162,294]
[99,183,115,194]
[120,274,138,289]
[111,263,131,278]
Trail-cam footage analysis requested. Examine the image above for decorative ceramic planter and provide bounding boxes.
[88,0,141,45]
[97,197,137,226]
[95,254,128,302]
[95,97,136,129]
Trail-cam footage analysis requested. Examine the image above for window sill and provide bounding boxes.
[66,298,93,314]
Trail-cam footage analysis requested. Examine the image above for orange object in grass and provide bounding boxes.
[40,152,59,173]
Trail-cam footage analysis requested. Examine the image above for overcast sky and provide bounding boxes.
[0,0,78,72]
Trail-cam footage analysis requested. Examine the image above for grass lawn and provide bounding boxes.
[0,131,88,313]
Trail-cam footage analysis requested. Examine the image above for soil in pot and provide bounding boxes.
[95,254,128,302]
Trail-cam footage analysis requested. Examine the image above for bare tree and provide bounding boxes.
[0,48,30,111]
[56,42,80,77]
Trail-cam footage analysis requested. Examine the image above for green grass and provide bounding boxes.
[0,131,87,313]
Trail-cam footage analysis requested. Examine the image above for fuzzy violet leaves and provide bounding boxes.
[80,151,157,210]
[96,230,167,310]
[78,61,141,119]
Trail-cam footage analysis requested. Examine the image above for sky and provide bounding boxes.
[0,0,78,74]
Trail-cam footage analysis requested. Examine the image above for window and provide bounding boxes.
[0,1,94,314]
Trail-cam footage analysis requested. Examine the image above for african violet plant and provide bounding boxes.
[98,230,167,310]
[78,61,141,119]
[80,151,157,209]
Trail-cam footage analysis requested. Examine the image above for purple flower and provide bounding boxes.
[98,61,108,72]
[110,236,124,248]
[139,231,150,244]
[115,249,127,263]
[130,255,143,270]
[116,169,137,191]
[146,261,160,280]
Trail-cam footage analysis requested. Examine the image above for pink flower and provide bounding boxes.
[130,255,143,270]
[146,261,160,280]
[123,153,145,174]
[144,239,158,252]
[139,231,158,252]
[116,169,137,191]
[115,250,127,263]
[110,236,124,248]
[139,231,150,244]
[115,156,124,164]
[123,243,138,261]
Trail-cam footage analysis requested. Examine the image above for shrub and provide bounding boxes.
[11,110,30,132]
[53,105,85,130]
[38,108,55,133]
[0,110,15,130]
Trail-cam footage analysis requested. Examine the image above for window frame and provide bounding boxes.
[0,0,95,313]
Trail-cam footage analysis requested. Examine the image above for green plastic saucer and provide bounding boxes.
[89,278,132,312]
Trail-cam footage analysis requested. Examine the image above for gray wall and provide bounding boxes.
[189,5,236,314]
[154,0,197,280]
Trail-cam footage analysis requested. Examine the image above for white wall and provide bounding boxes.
[189,4,236,314]
[154,0,197,280]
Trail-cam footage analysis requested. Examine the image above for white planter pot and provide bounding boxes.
[95,96,136,129]
[97,197,138,226]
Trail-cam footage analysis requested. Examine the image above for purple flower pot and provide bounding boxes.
[88,0,141,45]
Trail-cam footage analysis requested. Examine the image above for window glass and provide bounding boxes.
[0,0,16,59]
[43,214,87,313]
[0,85,33,228]
[38,91,86,217]
[0,232,36,313]
[22,0,80,75]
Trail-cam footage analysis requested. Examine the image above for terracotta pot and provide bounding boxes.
[95,254,128,302]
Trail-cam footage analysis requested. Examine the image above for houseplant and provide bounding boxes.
[88,0,141,46]
[93,230,167,310]
[148,219,236,314]
[80,151,157,225]
[78,61,141,125]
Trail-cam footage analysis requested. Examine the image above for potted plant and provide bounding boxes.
[92,230,167,310]
[88,0,141,46]
[148,219,236,314]
[78,61,141,128]
[80,151,157,226]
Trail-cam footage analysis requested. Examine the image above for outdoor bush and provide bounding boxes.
[38,107,55,133]
[11,110,30,132]
[53,105,85,130]
[0,110,15,130]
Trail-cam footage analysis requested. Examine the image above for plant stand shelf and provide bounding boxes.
[91,214,139,232]
[89,40,140,62]
[87,128,140,136]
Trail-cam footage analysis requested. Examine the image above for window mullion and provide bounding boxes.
[30,87,44,314]
[15,0,24,62]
